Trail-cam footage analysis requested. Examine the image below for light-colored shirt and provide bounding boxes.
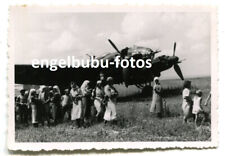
[104,85,118,102]
[192,96,202,114]
[17,95,27,105]
[182,88,192,115]
[182,88,191,103]
[94,87,104,99]
[61,94,71,107]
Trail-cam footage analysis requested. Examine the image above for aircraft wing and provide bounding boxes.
[15,64,123,88]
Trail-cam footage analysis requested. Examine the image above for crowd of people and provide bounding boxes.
[15,73,119,128]
[15,74,211,128]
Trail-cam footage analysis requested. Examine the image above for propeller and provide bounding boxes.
[174,64,184,80]
[172,42,184,80]
[108,39,121,54]
[173,42,176,56]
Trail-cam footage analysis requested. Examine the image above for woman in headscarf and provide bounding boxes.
[92,80,105,121]
[38,85,50,126]
[52,85,61,124]
[48,90,55,125]
[70,82,83,127]
[103,77,118,124]
[150,77,163,118]
[182,80,192,123]
[28,89,39,127]
[80,80,92,127]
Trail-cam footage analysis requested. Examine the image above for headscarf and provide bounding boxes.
[97,80,102,84]
[39,85,46,92]
[154,77,159,82]
[28,89,36,103]
[24,90,29,95]
[106,77,113,84]
[81,80,91,96]
[196,89,202,96]
[24,90,29,99]
[53,85,61,95]
[153,77,160,86]
[38,85,46,99]
[96,80,102,88]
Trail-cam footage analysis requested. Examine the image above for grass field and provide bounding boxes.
[15,76,211,142]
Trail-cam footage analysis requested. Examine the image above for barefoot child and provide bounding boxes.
[192,90,203,126]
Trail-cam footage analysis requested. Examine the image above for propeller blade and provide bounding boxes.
[86,54,91,57]
[177,58,186,63]
[173,42,176,56]
[174,64,184,80]
[108,39,121,54]
[154,49,161,53]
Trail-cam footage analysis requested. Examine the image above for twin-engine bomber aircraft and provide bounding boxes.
[15,39,184,92]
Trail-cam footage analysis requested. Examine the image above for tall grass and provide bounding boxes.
[15,97,211,142]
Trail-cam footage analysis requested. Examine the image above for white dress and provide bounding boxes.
[93,87,104,116]
[30,97,38,124]
[150,84,163,113]
[103,85,118,121]
[192,96,202,114]
[182,88,192,117]
[70,89,82,120]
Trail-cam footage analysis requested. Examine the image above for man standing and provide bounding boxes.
[16,89,29,125]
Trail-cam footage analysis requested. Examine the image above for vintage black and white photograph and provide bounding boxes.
[8,6,217,150]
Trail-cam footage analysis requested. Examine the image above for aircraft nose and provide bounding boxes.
[172,56,179,63]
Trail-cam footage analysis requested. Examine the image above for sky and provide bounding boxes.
[10,7,211,79]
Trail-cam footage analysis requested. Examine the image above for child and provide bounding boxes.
[192,90,203,126]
